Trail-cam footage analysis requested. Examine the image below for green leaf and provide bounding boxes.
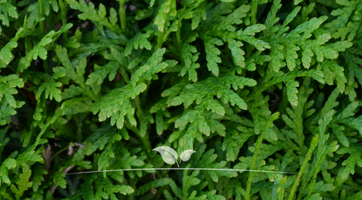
[191,2,207,30]
[32,165,47,192]
[337,145,362,182]
[310,193,323,200]
[204,36,223,76]
[0,74,25,125]
[285,43,300,71]
[61,85,83,100]
[18,24,72,72]
[277,6,301,36]
[117,185,134,195]
[66,0,120,33]
[0,158,17,185]
[180,33,200,82]
[156,111,164,135]
[125,31,153,56]
[53,171,67,189]
[10,164,33,200]
[0,0,18,27]
[154,0,175,33]
[286,80,299,106]
[136,178,173,196]
[228,38,245,69]
[0,28,22,68]
[86,62,119,86]
[36,77,62,102]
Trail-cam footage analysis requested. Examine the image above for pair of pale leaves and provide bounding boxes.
[153,146,196,167]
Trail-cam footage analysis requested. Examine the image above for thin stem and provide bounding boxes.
[59,0,68,40]
[119,0,126,32]
[51,143,72,161]
[247,0,259,56]
[246,64,273,103]
[119,66,130,83]
[38,0,44,33]
[245,113,277,200]
[125,122,151,154]
[117,66,142,120]
[1,33,10,40]
[43,58,49,73]
[118,61,149,154]
[306,145,329,199]
[119,66,144,131]
[278,176,287,200]
[176,24,182,52]
[287,134,319,200]
[134,96,143,120]
[156,31,165,50]
[140,80,151,105]
[251,0,259,25]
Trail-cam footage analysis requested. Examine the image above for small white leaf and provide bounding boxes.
[153,146,179,166]
[180,149,196,162]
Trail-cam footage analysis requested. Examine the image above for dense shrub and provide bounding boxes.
[1,0,362,199]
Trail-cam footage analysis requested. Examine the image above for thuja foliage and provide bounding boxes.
[1,0,362,199]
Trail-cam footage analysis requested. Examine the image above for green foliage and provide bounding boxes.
[0,74,25,125]
[0,0,18,33]
[66,0,121,33]
[1,0,362,199]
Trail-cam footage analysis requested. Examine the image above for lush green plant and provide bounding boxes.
[1,0,362,199]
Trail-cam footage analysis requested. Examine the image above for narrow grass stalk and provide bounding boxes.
[118,66,143,126]
[246,65,273,103]
[245,112,279,200]
[43,58,49,73]
[246,0,259,56]
[38,0,44,33]
[278,176,287,200]
[118,66,150,153]
[287,134,319,200]
[125,122,151,154]
[176,24,182,51]
[156,31,165,50]
[59,0,68,40]
[251,0,259,25]
[306,143,331,199]
[119,0,126,32]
